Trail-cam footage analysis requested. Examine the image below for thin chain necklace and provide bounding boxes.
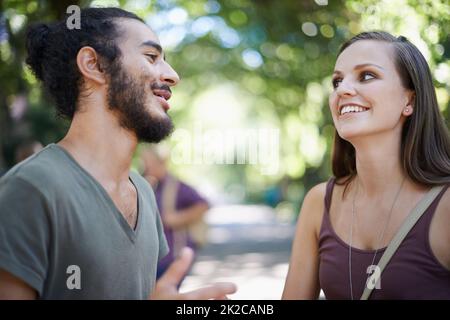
[348,176,406,300]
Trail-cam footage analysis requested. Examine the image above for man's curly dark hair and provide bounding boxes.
[25,7,144,119]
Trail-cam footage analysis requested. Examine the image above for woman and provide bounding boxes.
[282,31,450,299]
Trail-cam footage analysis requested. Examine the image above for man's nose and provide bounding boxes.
[160,61,180,86]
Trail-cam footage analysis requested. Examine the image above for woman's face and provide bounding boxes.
[329,40,414,142]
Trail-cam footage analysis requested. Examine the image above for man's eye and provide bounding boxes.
[361,71,376,81]
[332,78,342,89]
[145,54,158,62]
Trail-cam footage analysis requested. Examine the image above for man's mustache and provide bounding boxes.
[151,83,172,94]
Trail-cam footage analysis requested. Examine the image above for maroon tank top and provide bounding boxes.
[318,178,450,299]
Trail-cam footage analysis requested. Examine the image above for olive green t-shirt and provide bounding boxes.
[0,144,168,299]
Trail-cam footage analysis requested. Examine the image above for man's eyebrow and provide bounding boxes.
[333,63,384,75]
[140,40,163,54]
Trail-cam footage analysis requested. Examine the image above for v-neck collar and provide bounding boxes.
[51,143,142,243]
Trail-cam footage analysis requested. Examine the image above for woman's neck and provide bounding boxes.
[352,134,406,197]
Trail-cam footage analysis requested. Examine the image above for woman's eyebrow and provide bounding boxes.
[333,63,385,75]
[354,63,384,70]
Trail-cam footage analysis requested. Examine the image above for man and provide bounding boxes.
[141,146,209,281]
[0,7,236,299]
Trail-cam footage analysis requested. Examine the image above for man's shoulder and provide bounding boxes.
[0,144,71,191]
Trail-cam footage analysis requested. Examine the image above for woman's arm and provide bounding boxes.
[282,182,326,299]
[162,202,209,230]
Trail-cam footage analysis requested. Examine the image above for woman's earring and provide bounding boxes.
[405,108,409,113]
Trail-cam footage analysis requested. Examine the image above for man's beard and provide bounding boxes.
[106,63,174,143]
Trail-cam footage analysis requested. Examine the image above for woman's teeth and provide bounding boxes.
[340,105,368,115]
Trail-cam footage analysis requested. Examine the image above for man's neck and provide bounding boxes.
[58,105,137,186]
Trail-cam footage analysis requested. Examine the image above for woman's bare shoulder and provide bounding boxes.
[439,185,450,209]
[305,181,328,203]
[434,186,450,226]
[304,176,348,206]
[298,181,329,237]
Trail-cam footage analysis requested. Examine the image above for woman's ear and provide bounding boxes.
[76,46,107,85]
[403,91,415,116]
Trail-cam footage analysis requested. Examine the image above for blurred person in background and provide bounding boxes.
[141,145,209,283]
[14,140,43,164]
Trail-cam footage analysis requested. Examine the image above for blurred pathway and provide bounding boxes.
[179,205,296,300]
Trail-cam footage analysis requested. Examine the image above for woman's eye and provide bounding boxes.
[361,71,375,81]
[332,78,342,89]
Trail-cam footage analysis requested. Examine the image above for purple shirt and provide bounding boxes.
[319,178,450,299]
[154,175,208,277]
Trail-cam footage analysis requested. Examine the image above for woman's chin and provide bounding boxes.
[336,128,367,142]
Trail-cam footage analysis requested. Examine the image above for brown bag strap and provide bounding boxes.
[360,185,445,300]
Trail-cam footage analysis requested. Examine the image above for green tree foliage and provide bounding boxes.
[0,0,90,168]
[1,0,449,207]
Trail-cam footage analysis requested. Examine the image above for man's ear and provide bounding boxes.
[76,46,106,85]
